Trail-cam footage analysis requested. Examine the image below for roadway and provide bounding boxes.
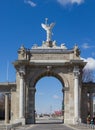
[27,123,74,130]
[15,118,74,130]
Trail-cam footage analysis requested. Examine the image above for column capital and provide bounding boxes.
[4,92,11,96]
[19,66,25,77]
[73,66,80,78]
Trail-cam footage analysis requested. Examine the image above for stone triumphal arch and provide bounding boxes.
[11,19,85,125]
[0,19,90,125]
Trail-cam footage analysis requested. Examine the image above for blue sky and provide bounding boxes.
[0,0,95,113]
[35,77,63,114]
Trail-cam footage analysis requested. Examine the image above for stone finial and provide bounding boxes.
[18,45,27,60]
[74,45,80,57]
[61,43,67,49]
[18,45,26,55]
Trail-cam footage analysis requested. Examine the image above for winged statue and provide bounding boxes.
[41,20,55,42]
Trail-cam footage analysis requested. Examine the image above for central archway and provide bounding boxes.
[35,76,64,123]
[26,71,66,124]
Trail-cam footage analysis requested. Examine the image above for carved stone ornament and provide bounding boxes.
[47,65,52,71]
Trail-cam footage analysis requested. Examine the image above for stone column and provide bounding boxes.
[28,87,36,124]
[19,66,25,119]
[62,88,64,121]
[31,88,36,124]
[5,93,10,124]
[73,66,80,124]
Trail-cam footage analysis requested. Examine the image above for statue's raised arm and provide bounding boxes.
[41,18,55,42]
[50,23,55,30]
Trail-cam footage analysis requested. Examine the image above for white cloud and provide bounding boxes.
[38,92,44,96]
[57,0,84,6]
[53,94,59,99]
[24,0,36,7]
[82,57,95,70]
[82,43,95,49]
[82,43,90,49]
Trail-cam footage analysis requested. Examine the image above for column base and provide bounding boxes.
[64,118,81,125]
[18,118,25,125]
[26,117,35,124]
[73,117,81,125]
[64,118,75,124]
[11,118,25,125]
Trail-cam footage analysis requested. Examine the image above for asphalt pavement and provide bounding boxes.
[15,123,95,130]
[15,123,74,130]
[1,118,95,130]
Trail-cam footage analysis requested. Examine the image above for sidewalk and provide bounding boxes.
[67,123,95,130]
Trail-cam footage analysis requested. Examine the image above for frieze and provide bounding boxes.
[30,48,73,54]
